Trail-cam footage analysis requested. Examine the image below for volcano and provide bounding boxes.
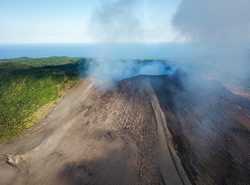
[0,72,250,185]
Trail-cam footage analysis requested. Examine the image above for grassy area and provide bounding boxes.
[0,57,88,141]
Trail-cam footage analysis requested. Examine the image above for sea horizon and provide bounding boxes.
[0,43,194,60]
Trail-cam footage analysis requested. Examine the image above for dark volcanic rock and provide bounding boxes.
[150,75,250,185]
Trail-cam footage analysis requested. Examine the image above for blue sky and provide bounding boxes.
[0,0,180,44]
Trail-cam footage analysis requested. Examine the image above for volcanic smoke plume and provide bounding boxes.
[173,0,250,82]
[90,0,142,43]
[87,59,176,88]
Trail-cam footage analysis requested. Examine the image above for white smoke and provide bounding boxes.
[86,0,178,87]
[86,0,250,88]
[90,0,143,43]
[173,0,250,82]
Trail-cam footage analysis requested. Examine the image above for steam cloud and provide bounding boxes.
[88,0,177,87]
[91,0,142,42]
[173,0,250,81]
[86,0,250,87]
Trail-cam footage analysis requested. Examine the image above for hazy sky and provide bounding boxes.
[0,0,180,44]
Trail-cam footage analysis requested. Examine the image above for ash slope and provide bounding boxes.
[0,74,250,185]
[150,75,250,185]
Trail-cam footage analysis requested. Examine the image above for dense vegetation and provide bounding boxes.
[0,57,88,141]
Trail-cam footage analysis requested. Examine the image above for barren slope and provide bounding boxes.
[149,75,250,185]
[0,74,249,185]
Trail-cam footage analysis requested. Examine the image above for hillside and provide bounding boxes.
[0,57,88,141]
[0,73,249,185]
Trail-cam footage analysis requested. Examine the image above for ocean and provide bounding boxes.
[0,43,193,60]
